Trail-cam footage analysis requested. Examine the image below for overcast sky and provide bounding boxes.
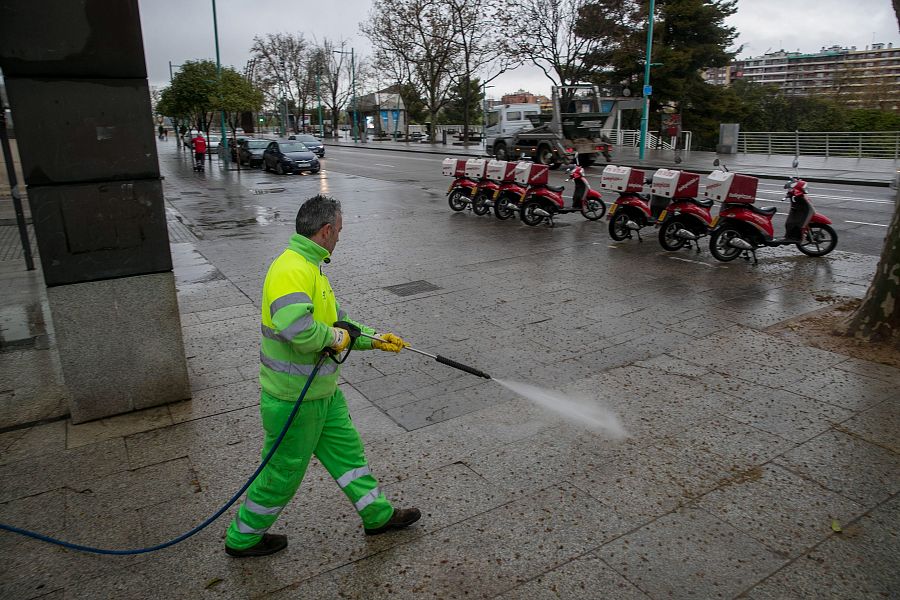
[138,0,899,98]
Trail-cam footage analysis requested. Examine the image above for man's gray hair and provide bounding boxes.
[295,194,342,237]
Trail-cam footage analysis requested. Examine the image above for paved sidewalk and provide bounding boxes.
[0,142,898,599]
[327,137,899,186]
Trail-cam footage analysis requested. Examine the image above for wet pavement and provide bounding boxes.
[0,139,898,599]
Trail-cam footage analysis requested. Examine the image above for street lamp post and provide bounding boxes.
[482,83,494,151]
[638,0,656,160]
[211,0,227,159]
[333,48,358,144]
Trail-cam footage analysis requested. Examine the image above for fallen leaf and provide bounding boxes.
[205,578,223,589]
[831,520,842,533]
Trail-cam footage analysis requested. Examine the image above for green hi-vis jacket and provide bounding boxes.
[259,234,375,401]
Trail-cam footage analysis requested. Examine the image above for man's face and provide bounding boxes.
[321,213,343,254]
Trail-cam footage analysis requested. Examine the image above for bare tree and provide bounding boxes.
[444,0,514,144]
[495,0,611,87]
[250,33,311,133]
[314,38,354,138]
[362,0,459,141]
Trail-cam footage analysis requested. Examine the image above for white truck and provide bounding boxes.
[485,85,641,168]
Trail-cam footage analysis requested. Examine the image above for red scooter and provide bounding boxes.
[604,166,669,241]
[475,160,527,220]
[651,169,713,252]
[518,163,607,227]
[707,163,837,264]
[443,158,481,213]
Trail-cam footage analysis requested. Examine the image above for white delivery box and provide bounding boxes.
[704,170,758,203]
[442,158,466,177]
[465,158,487,179]
[485,159,515,181]
[600,165,645,192]
[514,161,549,186]
[651,169,701,198]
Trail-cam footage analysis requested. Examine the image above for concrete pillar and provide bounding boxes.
[0,0,190,423]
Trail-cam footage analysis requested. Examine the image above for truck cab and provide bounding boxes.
[484,103,541,152]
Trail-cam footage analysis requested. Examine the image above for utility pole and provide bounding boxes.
[638,0,656,160]
[351,47,358,144]
[211,0,227,159]
[316,71,324,137]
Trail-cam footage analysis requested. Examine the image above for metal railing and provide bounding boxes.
[612,129,693,151]
[738,131,900,159]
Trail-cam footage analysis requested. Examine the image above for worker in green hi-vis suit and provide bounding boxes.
[225,194,421,558]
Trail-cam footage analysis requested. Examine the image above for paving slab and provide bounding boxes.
[597,506,787,599]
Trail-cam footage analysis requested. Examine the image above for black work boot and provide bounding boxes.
[225,533,287,558]
[364,508,422,536]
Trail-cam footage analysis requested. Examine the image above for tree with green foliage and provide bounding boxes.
[439,77,484,125]
[578,0,738,148]
[213,68,265,140]
[161,60,219,134]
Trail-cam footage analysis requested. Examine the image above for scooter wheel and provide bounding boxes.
[796,224,837,257]
[472,193,491,216]
[494,196,515,220]
[709,227,745,262]
[448,189,467,212]
[658,218,688,251]
[520,199,545,226]
[580,198,606,221]
[608,212,630,241]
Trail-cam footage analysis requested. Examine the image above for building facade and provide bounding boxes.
[705,43,900,110]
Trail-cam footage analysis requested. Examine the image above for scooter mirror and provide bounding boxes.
[792,157,799,169]
[713,159,720,166]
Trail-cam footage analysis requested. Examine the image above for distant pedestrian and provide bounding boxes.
[158,124,165,140]
[163,127,168,141]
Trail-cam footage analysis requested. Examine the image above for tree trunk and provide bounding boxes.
[842,194,900,348]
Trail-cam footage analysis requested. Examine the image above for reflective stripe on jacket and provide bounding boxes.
[259,233,374,401]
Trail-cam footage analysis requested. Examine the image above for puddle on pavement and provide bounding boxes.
[170,244,226,285]
[0,302,49,350]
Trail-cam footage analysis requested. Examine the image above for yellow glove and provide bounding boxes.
[372,333,407,353]
[329,327,351,352]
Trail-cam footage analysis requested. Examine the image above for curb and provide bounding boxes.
[325,142,893,188]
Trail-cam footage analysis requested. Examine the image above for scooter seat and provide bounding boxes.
[745,204,777,216]
[545,184,565,193]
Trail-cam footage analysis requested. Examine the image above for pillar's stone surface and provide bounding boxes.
[47,273,190,424]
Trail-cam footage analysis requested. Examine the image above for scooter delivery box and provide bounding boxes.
[465,158,488,179]
[704,170,758,203]
[651,169,700,198]
[600,165,645,192]
[486,159,516,182]
[514,162,549,186]
[442,158,467,177]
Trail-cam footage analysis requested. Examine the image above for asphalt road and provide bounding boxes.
[170,143,895,257]
[321,146,896,257]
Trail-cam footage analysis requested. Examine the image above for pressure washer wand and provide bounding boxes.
[359,332,492,380]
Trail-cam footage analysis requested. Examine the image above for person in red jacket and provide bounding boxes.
[192,133,207,168]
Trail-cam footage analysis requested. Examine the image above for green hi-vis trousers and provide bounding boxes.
[225,388,394,550]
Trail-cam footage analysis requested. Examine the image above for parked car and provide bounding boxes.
[263,140,321,174]
[218,135,251,162]
[289,134,325,157]
[237,138,270,167]
[205,135,220,154]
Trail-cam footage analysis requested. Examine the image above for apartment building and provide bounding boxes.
[705,43,900,109]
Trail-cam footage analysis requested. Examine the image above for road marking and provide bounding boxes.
[846,220,888,227]
[374,163,396,168]
[756,190,893,204]
[668,256,719,267]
